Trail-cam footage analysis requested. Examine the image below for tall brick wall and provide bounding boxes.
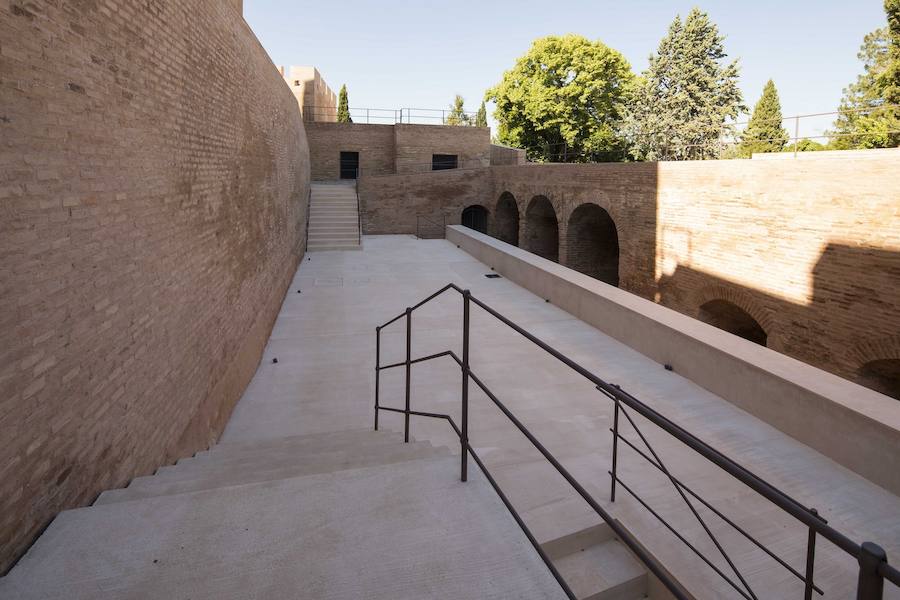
[307,123,491,180]
[0,0,309,572]
[358,156,900,397]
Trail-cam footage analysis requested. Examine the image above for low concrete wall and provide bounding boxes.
[447,225,900,496]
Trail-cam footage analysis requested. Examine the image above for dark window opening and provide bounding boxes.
[698,299,767,346]
[340,152,359,179]
[432,154,458,170]
[494,193,519,246]
[524,196,559,262]
[461,205,489,233]
[567,203,619,287]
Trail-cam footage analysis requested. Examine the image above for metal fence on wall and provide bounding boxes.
[302,106,481,126]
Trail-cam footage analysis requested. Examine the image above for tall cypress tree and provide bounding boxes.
[475,101,488,128]
[740,80,788,156]
[625,8,744,161]
[336,84,351,123]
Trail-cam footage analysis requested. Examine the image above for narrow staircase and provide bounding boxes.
[306,182,361,251]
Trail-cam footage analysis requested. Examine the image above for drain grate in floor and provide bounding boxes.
[485,273,502,279]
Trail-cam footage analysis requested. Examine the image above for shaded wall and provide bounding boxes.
[0,0,309,572]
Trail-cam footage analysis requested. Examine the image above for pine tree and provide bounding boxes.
[446,95,470,126]
[883,0,900,107]
[336,84,351,123]
[624,8,744,161]
[739,80,788,156]
[475,101,488,128]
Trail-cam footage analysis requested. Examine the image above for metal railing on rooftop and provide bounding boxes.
[374,283,900,599]
[302,105,482,126]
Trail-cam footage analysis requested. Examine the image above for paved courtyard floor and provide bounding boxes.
[225,235,900,599]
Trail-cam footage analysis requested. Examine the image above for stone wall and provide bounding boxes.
[490,144,527,166]
[358,155,900,396]
[280,66,337,122]
[307,122,491,180]
[0,0,309,573]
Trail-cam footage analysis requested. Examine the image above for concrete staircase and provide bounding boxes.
[541,523,650,600]
[306,182,361,251]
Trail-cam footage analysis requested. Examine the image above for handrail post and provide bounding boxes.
[610,395,620,502]
[461,289,471,482]
[404,307,412,443]
[857,542,886,600]
[374,326,381,431]
[804,508,818,600]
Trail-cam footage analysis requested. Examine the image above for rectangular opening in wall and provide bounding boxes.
[432,154,458,171]
[340,152,359,179]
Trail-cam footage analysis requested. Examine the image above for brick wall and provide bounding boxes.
[393,124,490,174]
[307,123,396,179]
[0,0,309,572]
[358,156,900,396]
[490,144,527,166]
[307,122,491,180]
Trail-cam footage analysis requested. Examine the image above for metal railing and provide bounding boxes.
[303,105,482,126]
[373,283,900,599]
[415,215,445,239]
[354,180,362,246]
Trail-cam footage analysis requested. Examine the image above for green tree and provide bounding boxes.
[485,34,635,162]
[828,0,900,150]
[336,84,351,123]
[475,101,488,128]
[739,80,789,156]
[445,95,471,126]
[625,8,745,161]
[784,139,827,152]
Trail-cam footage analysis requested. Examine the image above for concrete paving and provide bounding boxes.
[222,234,900,599]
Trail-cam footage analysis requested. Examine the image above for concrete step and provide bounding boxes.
[541,523,648,600]
[96,442,450,505]
[1,454,565,600]
[308,244,362,252]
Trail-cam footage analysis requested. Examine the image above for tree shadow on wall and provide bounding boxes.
[656,242,900,400]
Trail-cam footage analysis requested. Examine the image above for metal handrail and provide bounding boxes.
[304,187,311,252]
[415,214,446,239]
[373,283,898,599]
[354,179,362,245]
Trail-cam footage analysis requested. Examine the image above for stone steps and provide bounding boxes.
[307,182,361,252]
[541,522,649,600]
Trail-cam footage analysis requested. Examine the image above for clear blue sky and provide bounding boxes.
[245,0,888,138]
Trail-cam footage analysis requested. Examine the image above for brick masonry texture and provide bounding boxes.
[0,0,309,572]
[307,122,491,180]
[359,156,900,395]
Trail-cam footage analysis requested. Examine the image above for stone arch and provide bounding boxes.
[693,284,777,346]
[850,336,900,400]
[698,299,768,346]
[494,192,519,246]
[566,203,619,286]
[461,204,489,234]
[524,195,559,262]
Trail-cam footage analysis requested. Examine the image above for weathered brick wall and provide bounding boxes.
[393,124,490,174]
[306,123,396,180]
[358,156,900,395]
[490,144,527,166]
[307,123,491,180]
[0,0,309,572]
[358,169,492,235]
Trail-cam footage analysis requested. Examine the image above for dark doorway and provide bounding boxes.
[462,205,489,233]
[340,152,359,179]
[698,299,767,346]
[494,193,519,246]
[432,154,458,170]
[567,203,619,286]
[524,196,559,262]
[859,359,900,400]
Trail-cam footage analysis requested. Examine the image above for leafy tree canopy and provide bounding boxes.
[475,101,488,128]
[337,84,351,123]
[446,95,471,126]
[624,8,744,161]
[740,79,788,156]
[785,138,826,152]
[485,34,635,162]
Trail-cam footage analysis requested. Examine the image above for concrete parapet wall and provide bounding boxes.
[447,225,900,496]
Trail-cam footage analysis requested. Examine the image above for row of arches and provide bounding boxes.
[460,193,620,287]
[457,194,900,401]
